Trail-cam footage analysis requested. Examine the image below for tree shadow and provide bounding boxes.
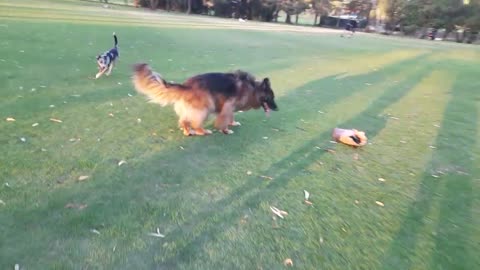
[380,71,478,270]
[1,53,432,269]
[154,60,434,269]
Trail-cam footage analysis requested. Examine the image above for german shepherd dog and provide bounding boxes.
[95,33,119,79]
[132,63,278,136]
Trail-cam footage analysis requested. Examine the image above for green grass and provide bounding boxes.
[1,1,480,269]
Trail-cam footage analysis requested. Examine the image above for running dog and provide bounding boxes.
[131,63,278,136]
[95,33,119,79]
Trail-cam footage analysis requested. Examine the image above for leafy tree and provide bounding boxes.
[311,0,331,25]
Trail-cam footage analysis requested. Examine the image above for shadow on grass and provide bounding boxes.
[380,71,478,270]
[153,59,434,268]
[1,54,432,269]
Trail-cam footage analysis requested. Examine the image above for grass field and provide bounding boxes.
[1,0,480,269]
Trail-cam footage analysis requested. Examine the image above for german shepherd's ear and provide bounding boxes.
[262,77,270,88]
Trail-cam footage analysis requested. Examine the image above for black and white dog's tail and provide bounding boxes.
[113,32,118,47]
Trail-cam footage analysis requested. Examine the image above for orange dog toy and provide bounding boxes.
[332,128,368,147]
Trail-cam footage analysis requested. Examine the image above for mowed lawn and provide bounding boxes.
[1,1,480,269]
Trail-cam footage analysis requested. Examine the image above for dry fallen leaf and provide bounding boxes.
[118,160,127,166]
[20,137,26,142]
[283,258,293,267]
[259,175,273,180]
[304,190,310,200]
[32,123,39,127]
[432,174,439,178]
[304,200,313,205]
[429,145,436,149]
[90,229,101,235]
[262,136,268,140]
[78,175,89,181]
[378,178,385,182]
[375,201,385,207]
[148,228,165,238]
[6,117,15,122]
[270,206,287,219]
[108,113,114,117]
[354,200,359,204]
[49,118,62,123]
[65,203,88,210]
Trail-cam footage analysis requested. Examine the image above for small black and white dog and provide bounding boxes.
[95,33,119,79]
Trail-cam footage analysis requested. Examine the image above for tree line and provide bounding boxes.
[386,0,480,42]
[131,0,480,41]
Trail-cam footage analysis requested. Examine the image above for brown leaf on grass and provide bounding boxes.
[304,200,313,205]
[78,175,89,181]
[64,203,88,210]
[49,118,62,123]
[283,258,293,266]
[325,149,336,154]
[270,206,288,219]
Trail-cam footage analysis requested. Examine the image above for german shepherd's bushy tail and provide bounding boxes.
[132,63,188,107]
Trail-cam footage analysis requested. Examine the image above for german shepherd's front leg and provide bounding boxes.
[229,115,241,126]
[215,102,235,134]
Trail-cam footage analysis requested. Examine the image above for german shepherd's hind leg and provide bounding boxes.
[179,119,193,136]
[191,109,212,136]
[215,102,235,134]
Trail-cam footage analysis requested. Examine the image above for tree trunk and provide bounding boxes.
[149,0,158,10]
[285,13,291,24]
[314,13,318,25]
[274,9,279,22]
[186,0,192,14]
[295,13,299,24]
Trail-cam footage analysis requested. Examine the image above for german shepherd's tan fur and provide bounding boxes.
[132,63,278,136]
